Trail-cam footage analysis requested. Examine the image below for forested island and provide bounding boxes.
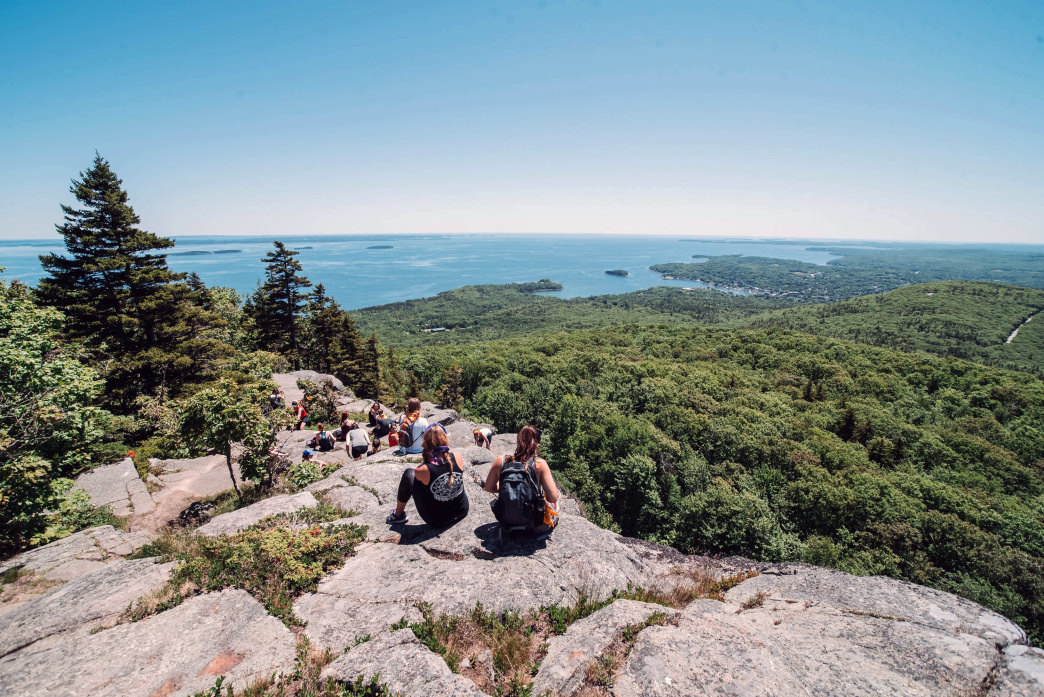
[605,269,630,276]
[366,244,394,249]
[651,245,1044,302]
[4,154,1043,654]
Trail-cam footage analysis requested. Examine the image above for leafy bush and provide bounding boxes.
[129,513,366,626]
[286,460,335,491]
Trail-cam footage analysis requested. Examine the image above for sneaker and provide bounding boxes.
[386,510,407,525]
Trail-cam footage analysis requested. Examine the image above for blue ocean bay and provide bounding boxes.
[1,234,844,310]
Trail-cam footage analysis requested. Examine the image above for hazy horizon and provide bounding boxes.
[3,1,1042,244]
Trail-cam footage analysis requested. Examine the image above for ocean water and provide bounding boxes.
[0,234,842,310]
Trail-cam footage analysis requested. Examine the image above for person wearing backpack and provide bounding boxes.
[385,423,469,527]
[394,398,428,455]
[484,425,560,538]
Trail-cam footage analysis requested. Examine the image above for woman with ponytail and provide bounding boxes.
[385,423,469,527]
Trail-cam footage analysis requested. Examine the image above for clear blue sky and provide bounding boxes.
[2,1,1042,242]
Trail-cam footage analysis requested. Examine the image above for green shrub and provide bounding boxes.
[286,460,336,491]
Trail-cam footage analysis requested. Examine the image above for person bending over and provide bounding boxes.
[385,423,469,527]
[395,398,428,455]
[484,425,560,537]
[346,423,370,461]
[473,426,495,449]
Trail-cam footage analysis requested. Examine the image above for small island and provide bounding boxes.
[515,279,563,293]
[605,269,630,277]
[367,244,394,249]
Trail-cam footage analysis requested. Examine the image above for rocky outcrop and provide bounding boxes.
[323,629,487,697]
[531,600,679,697]
[196,491,318,536]
[72,457,155,517]
[3,407,1041,697]
[0,557,177,658]
[0,590,296,697]
[0,525,152,584]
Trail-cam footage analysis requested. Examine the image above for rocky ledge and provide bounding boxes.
[1,381,1041,697]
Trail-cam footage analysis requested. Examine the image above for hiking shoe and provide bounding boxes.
[386,510,407,525]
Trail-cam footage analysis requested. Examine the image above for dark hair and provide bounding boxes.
[513,425,541,463]
[422,425,454,486]
[406,397,421,415]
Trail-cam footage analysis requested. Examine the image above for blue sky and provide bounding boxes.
[2,1,1042,242]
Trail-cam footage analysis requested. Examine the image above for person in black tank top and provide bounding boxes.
[386,423,469,527]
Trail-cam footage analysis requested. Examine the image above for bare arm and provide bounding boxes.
[484,456,504,493]
[413,464,431,486]
[536,458,559,506]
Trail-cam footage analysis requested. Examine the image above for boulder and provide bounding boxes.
[991,644,1044,697]
[613,595,1003,697]
[196,491,318,537]
[531,600,679,697]
[72,458,154,517]
[322,629,487,697]
[0,558,176,658]
[0,525,152,584]
[723,564,1026,645]
[420,401,460,427]
[0,590,296,697]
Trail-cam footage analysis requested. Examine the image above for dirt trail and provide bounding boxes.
[1005,312,1037,344]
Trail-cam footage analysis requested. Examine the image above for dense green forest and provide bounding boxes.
[651,244,1044,301]
[741,282,1044,375]
[354,284,784,346]
[399,325,1044,643]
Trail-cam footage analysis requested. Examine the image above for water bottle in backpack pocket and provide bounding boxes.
[491,457,545,534]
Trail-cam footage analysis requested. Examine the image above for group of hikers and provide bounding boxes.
[274,389,560,539]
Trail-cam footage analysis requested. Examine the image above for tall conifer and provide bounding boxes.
[37,154,230,405]
[244,241,311,366]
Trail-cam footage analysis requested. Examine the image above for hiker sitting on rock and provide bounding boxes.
[473,426,495,449]
[368,402,397,450]
[386,423,469,527]
[485,425,560,537]
[394,398,428,455]
[334,411,356,441]
[308,422,336,452]
[346,422,371,460]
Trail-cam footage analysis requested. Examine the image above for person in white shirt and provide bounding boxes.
[395,398,429,455]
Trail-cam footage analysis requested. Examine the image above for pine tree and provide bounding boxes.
[439,364,464,409]
[36,154,230,405]
[244,241,311,366]
[357,334,382,399]
[301,284,363,389]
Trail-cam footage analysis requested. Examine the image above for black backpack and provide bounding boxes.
[491,457,544,533]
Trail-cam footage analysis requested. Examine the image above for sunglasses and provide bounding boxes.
[423,422,447,436]
[533,427,542,442]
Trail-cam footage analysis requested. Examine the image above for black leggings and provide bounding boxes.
[372,417,396,438]
[397,468,416,504]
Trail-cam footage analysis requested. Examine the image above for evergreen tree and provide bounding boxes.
[301,284,363,389]
[36,154,230,405]
[244,241,311,366]
[357,334,382,399]
[439,364,464,410]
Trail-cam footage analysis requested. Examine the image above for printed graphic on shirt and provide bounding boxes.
[429,471,464,502]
